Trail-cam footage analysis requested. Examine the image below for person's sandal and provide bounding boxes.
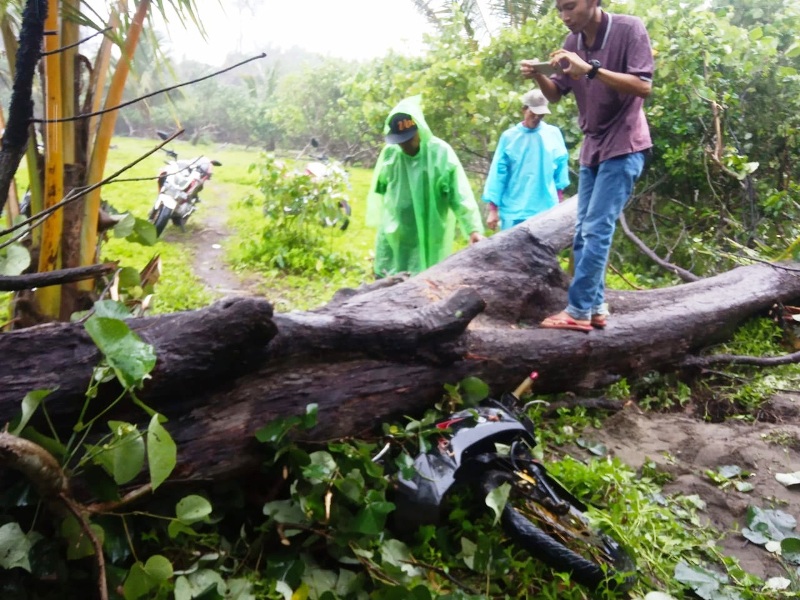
[591,314,607,329]
[541,312,592,333]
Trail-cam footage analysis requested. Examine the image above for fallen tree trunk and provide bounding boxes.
[0,296,277,421]
[1,197,798,483]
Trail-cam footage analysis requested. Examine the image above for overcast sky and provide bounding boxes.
[158,0,435,64]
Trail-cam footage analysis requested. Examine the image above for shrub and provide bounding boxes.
[240,153,357,277]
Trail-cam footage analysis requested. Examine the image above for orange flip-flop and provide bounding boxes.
[540,312,592,333]
[591,314,607,329]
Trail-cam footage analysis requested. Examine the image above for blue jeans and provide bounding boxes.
[566,152,645,320]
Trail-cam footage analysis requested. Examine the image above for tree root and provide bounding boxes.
[682,350,800,369]
[0,428,107,600]
[59,493,108,600]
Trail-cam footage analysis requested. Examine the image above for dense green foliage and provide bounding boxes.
[3,0,800,598]
[0,309,189,599]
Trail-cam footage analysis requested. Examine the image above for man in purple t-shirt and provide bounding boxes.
[521,0,653,332]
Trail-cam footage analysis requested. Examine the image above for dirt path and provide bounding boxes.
[176,184,265,298]
[573,395,800,581]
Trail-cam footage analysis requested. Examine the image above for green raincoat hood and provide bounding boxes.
[381,95,432,145]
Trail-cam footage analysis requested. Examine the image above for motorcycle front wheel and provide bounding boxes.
[337,199,351,231]
[172,212,191,230]
[320,199,351,231]
[152,205,173,237]
[481,467,636,592]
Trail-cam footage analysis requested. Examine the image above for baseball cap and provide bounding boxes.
[521,89,550,115]
[385,113,419,144]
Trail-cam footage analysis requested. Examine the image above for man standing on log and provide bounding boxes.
[366,95,485,277]
[482,88,570,231]
[521,0,653,332]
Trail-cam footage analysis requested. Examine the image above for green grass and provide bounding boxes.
[702,316,800,414]
[88,137,377,313]
[100,138,387,313]
[8,136,382,316]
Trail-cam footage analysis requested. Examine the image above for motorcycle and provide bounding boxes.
[380,372,637,592]
[293,138,351,230]
[148,131,221,237]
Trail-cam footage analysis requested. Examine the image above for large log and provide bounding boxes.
[1,197,799,484]
[0,296,277,420]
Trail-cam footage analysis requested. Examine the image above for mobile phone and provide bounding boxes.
[525,61,562,76]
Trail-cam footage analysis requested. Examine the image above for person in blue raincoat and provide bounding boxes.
[482,89,570,230]
[366,96,485,277]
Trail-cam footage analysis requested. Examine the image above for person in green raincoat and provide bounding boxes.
[366,96,485,277]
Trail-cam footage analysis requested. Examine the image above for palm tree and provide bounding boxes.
[0,0,206,324]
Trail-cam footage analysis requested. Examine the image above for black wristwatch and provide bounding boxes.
[587,59,601,79]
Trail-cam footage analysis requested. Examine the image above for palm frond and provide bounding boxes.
[409,0,550,37]
[410,0,449,29]
[486,0,549,28]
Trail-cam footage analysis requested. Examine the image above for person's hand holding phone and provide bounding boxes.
[548,49,591,80]
[520,59,562,79]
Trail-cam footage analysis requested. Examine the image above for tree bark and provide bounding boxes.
[1,198,799,483]
[0,262,116,291]
[0,296,277,422]
[0,0,47,217]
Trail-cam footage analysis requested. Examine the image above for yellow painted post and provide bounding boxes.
[34,0,64,316]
